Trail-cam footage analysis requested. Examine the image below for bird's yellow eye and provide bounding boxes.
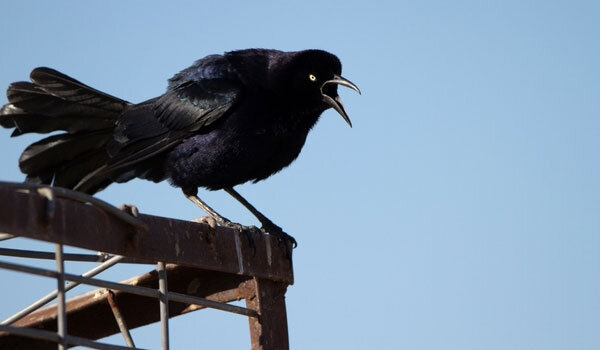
[309,74,317,82]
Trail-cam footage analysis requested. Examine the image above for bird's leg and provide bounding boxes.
[182,188,259,233]
[224,187,297,248]
[184,188,230,226]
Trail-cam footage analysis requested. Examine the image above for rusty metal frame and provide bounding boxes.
[0,182,292,349]
[1,255,126,325]
[107,290,136,347]
[0,324,146,350]
[0,181,293,283]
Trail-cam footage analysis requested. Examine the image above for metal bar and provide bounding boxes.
[107,291,136,348]
[0,233,15,241]
[0,247,110,262]
[0,259,157,297]
[55,244,67,350]
[0,323,60,344]
[0,248,152,264]
[0,259,58,278]
[241,278,290,350]
[0,259,258,317]
[157,262,169,350]
[0,184,294,284]
[0,181,148,232]
[168,290,258,317]
[2,255,126,325]
[0,324,147,350]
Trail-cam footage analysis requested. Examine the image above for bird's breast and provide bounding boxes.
[166,113,314,190]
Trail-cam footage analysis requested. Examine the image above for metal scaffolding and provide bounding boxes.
[0,181,293,349]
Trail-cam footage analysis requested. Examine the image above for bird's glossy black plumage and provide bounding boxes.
[0,49,359,244]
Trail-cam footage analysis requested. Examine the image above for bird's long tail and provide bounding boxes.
[0,68,130,194]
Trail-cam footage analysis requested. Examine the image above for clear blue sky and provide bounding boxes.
[1,1,599,349]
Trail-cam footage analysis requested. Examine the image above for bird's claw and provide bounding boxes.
[192,216,218,230]
[261,221,297,249]
[118,203,139,217]
[198,215,296,254]
[222,221,262,235]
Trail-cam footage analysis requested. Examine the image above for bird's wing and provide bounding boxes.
[153,79,240,131]
[107,78,241,158]
[74,77,242,192]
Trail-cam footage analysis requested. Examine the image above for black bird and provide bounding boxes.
[0,49,360,246]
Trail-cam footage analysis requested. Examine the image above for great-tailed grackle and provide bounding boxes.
[0,49,360,246]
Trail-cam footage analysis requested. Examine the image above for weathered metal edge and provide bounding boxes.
[0,183,293,284]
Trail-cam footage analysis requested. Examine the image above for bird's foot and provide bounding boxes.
[192,217,257,252]
[220,220,260,255]
[221,220,262,235]
[193,216,261,235]
[118,203,139,217]
[261,220,297,249]
[192,216,218,230]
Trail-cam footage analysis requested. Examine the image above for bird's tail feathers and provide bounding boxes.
[1,67,130,192]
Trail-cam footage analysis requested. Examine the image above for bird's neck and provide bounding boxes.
[274,105,323,135]
[244,91,323,135]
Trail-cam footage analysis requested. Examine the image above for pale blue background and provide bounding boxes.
[1,1,599,349]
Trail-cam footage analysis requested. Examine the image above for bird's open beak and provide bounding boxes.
[321,75,361,127]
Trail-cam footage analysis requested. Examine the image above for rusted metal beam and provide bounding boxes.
[107,291,136,348]
[0,182,293,284]
[2,255,126,326]
[0,265,253,349]
[241,278,290,350]
[0,324,147,350]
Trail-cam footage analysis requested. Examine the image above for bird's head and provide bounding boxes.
[226,49,360,126]
[276,50,361,127]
